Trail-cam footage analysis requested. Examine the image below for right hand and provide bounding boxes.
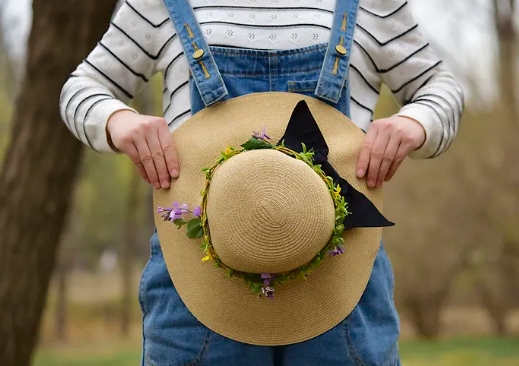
[107,110,179,189]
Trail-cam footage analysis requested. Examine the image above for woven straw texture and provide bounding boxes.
[154,92,383,346]
[207,149,336,274]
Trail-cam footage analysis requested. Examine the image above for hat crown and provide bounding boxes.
[206,149,335,274]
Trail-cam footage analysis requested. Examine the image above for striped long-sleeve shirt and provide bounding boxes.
[59,0,464,159]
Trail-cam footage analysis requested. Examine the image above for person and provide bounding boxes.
[59,0,464,365]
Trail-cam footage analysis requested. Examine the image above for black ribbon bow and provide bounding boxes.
[276,100,394,230]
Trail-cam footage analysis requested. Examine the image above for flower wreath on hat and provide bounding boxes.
[158,101,394,299]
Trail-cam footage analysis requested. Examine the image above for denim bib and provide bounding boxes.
[138,1,402,365]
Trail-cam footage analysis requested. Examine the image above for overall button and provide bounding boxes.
[193,49,205,59]
[335,45,347,56]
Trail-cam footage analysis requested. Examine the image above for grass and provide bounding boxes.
[34,336,519,366]
[399,337,519,366]
[35,343,139,366]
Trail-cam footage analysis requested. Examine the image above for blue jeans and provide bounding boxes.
[139,232,401,366]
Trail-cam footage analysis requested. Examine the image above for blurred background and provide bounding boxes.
[0,0,518,365]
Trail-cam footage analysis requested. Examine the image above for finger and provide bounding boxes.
[134,135,160,189]
[385,144,409,182]
[146,127,170,189]
[122,141,150,184]
[157,123,179,179]
[376,136,400,187]
[366,131,390,188]
[356,128,378,179]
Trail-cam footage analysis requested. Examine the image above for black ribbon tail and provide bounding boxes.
[339,177,394,230]
[277,100,395,230]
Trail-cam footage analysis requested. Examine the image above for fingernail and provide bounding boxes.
[356,169,364,178]
[368,180,375,188]
[170,169,179,178]
[161,180,170,189]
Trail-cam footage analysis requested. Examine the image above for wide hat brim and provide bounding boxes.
[154,92,383,346]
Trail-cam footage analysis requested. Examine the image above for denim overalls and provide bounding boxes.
[138,1,401,365]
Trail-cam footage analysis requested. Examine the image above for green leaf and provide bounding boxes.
[173,219,186,229]
[249,282,262,294]
[186,218,204,239]
[240,137,271,150]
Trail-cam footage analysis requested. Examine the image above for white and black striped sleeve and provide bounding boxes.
[59,0,165,153]
[359,0,465,159]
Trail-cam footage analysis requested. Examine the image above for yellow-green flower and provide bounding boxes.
[333,185,341,199]
[202,253,213,262]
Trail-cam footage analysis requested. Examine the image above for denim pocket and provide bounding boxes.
[287,79,351,118]
[287,80,319,96]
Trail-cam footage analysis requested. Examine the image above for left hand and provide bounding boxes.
[356,116,426,188]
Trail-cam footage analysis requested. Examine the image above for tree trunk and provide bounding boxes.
[0,1,118,365]
[493,0,519,192]
[54,261,69,343]
[494,0,518,127]
[404,297,443,339]
[476,278,509,335]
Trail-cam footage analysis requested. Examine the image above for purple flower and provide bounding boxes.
[158,206,174,221]
[260,286,275,299]
[327,245,345,257]
[260,273,275,285]
[171,202,190,218]
[160,202,201,223]
[170,211,183,221]
[253,126,271,141]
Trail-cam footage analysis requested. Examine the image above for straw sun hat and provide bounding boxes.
[153,92,393,346]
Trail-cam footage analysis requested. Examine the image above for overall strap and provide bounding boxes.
[315,0,360,105]
[162,0,228,107]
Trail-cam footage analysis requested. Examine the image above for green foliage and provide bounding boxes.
[65,150,148,270]
[240,137,271,150]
